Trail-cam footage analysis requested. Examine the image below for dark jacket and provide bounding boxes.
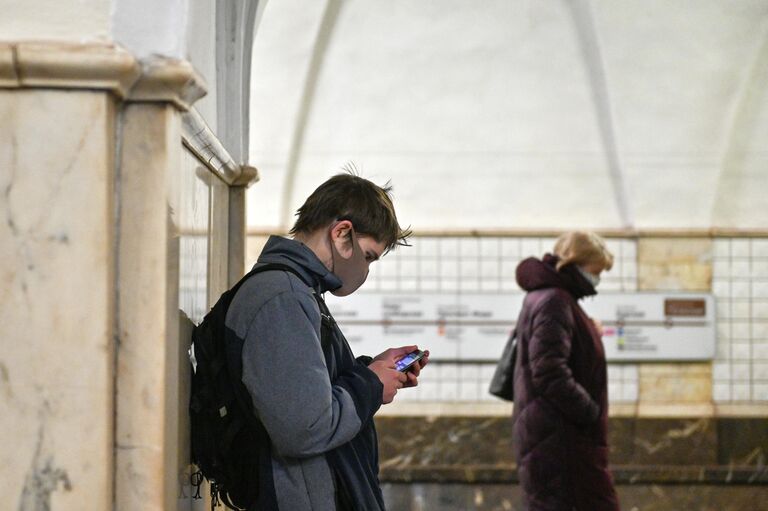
[512,254,620,511]
[226,236,386,510]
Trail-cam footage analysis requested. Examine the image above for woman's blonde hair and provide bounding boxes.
[553,231,614,272]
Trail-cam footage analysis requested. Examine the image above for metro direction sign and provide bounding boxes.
[324,291,716,362]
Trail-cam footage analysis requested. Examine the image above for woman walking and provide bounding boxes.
[512,231,620,511]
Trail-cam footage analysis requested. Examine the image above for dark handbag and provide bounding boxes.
[488,329,517,401]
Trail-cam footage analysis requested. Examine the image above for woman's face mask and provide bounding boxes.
[329,223,369,297]
[576,265,601,288]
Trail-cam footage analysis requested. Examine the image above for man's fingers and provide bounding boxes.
[393,345,419,357]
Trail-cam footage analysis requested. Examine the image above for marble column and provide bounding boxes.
[0,42,261,511]
[1,90,118,508]
[637,237,714,415]
[112,57,211,511]
[115,101,184,510]
[0,43,137,509]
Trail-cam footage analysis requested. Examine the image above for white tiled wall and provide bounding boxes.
[712,238,768,402]
[243,234,768,404]
[362,236,640,403]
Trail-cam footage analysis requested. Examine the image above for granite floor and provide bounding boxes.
[382,483,768,511]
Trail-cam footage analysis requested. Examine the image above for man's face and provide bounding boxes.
[328,225,389,297]
[356,235,387,279]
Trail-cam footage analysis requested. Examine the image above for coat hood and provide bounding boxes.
[256,235,343,294]
[515,253,597,299]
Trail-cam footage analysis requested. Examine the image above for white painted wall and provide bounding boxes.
[111,0,190,59]
[248,0,768,232]
[3,0,263,173]
[185,0,218,132]
[0,0,112,42]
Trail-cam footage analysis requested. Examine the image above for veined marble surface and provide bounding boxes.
[0,89,116,509]
[375,416,768,483]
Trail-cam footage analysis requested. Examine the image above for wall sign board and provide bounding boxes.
[579,293,715,361]
[325,291,716,362]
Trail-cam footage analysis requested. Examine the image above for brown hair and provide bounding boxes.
[553,231,614,272]
[289,173,411,252]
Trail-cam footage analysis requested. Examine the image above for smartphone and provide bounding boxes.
[395,349,426,373]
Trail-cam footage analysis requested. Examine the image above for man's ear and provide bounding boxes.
[330,220,354,259]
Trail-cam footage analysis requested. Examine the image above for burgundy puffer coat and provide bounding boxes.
[512,255,620,511]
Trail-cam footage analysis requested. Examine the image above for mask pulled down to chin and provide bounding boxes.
[329,226,369,297]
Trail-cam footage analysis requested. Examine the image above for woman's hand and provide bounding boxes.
[591,317,604,337]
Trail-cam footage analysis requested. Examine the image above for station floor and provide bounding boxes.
[382,483,768,511]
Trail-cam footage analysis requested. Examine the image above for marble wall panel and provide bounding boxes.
[377,416,706,471]
[639,362,713,404]
[605,417,636,463]
[717,418,768,465]
[0,89,116,509]
[376,417,768,470]
[637,238,714,409]
[114,102,183,510]
[628,418,717,465]
[376,415,768,510]
[638,238,712,291]
[376,417,514,469]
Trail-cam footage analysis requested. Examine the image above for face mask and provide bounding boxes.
[329,224,369,297]
[576,265,601,289]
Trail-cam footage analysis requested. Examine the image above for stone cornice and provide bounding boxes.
[0,42,207,111]
[0,45,19,87]
[1,41,258,187]
[127,57,207,111]
[0,42,141,97]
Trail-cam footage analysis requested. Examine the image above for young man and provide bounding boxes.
[226,173,428,510]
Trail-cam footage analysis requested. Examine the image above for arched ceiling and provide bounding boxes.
[248,0,768,233]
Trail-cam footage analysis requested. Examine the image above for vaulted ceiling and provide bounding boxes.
[248,0,768,232]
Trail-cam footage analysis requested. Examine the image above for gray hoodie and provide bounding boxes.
[226,236,385,510]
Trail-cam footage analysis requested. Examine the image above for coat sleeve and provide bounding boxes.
[527,292,600,425]
[241,289,383,458]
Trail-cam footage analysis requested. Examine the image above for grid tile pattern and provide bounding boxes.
[712,239,768,402]
[362,236,640,403]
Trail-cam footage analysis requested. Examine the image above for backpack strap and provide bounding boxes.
[240,263,335,351]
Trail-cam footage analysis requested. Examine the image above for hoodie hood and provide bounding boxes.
[515,253,597,299]
[256,235,343,294]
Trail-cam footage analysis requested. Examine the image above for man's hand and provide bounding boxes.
[373,345,430,390]
[367,359,407,404]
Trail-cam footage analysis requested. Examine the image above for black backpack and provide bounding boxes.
[189,263,333,510]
